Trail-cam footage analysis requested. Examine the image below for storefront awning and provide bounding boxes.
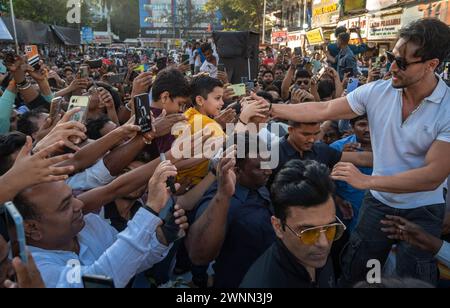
[0,18,13,41]
[1,17,51,45]
[51,25,80,46]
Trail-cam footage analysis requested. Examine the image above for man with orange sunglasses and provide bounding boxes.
[241,160,345,288]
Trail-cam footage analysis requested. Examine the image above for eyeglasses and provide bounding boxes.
[285,217,347,246]
[385,51,428,71]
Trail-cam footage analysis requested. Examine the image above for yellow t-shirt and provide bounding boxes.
[176,108,225,185]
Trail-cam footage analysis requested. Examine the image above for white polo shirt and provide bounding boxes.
[347,77,450,209]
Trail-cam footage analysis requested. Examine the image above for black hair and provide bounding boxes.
[263,71,274,78]
[399,18,450,64]
[295,69,312,79]
[338,32,350,45]
[152,68,191,102]
[271,160,335,226]
[335,26,347,37]
[350,114,368,127]
[318,79,336,100]
[200,43,212,54]
[13,192,40,221]
[274,65,284,72]
[256,90,275,105]
[16,111,43,138]
[86,115,112,140]
[190,75,223,106]
[0,132,27,176]
[228,132,267,170]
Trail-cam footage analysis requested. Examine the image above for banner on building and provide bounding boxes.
[368,13,402,40]
[271,31,288,45]
[337,16,369,38]
[344,0,366,13]
[418,1,450,25]
[306,28,324,45]
[312,0,340,28]
[366,0,398,12]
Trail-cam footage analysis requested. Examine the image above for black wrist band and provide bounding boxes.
[238,117,248,125]
[143,205,159,217]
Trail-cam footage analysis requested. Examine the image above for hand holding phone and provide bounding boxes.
[68,96,90,124]
[133,94,152,133]
[3,202,27,264]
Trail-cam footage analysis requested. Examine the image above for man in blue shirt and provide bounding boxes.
[326,27,367,71]
[186,134,276,288]
[330,115,372,232]
[335,32,359,81]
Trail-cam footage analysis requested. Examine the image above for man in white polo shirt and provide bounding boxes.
[269,18,450,285]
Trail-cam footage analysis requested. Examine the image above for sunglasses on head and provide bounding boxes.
[385,51,427,71]
[285,216,346,246]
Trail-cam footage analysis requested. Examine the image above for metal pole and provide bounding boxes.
[262,0,267,44]
[9,0,19,53]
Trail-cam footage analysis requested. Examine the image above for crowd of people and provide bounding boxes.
[0,18,449,289]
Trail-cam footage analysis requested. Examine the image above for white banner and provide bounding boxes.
[368,13,402,40]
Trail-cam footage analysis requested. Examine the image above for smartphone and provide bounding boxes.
[156,57,167,71]
[49,97,63,120]
[347,77,359,94]
[3,202,27,264]
[25,45,40,70]
[68,96,90,124]
[80,65,90,79]
[106,73,125,84]
[82,275,115,289]
[181,54,190,64]
[246,81,255,93]
[294,47,302,57]
[318,67,327,79]
[372,57,381,69]
[343,67,354,77]
[86,59,103,69]
[230,84,246,97]
[133,93,152,133]
[218,63,226,73]
[159,197,186,243]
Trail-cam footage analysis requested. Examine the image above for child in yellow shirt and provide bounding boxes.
[177,75,226,185]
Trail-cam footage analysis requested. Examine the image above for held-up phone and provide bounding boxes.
[133,93,152,133]
[80,65,90,79]
[372,57,381,69]
[68,96,90,124]
[343,67,354,77]
[218,63,226,73]
[230,84,246,97]
[82,275,115,289]
[106,73,125,84]
[3,202,27,264]
[294,47,302,57]
[86,59,103,69]
[156,57,167,71]
[49,97,63,120]
[181,54,190,64]
[25,45,40,70]
[347,77,359,94]
[158,193,186,243]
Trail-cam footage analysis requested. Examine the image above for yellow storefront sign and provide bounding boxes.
[313,3,338,16]
[306,28,324,45]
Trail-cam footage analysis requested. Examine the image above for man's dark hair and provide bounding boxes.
[228,132,267,170]
[295,69,312,79]
[335,26,347,37]
[0,132,27,176]
[263,71,274,78]
[190,75,223,106]
[338,32,350,45]
[271,160,334,226]
[200,43,212,54]
[318,79,336,100]
[86,115,112,140]
[399,18,450,64]
[13,191,40,221]
[274,65,284,72]
[152,68,191,102]
[17,111,43,137]
[256,90,275,105]
[350,114,368,127]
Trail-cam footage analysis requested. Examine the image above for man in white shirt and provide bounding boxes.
[13,161,189,288]
[199,43,218,78]
[268,19,450,285]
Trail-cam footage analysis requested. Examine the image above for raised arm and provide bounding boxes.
[271,96,358,123]
[332,140,450,194]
